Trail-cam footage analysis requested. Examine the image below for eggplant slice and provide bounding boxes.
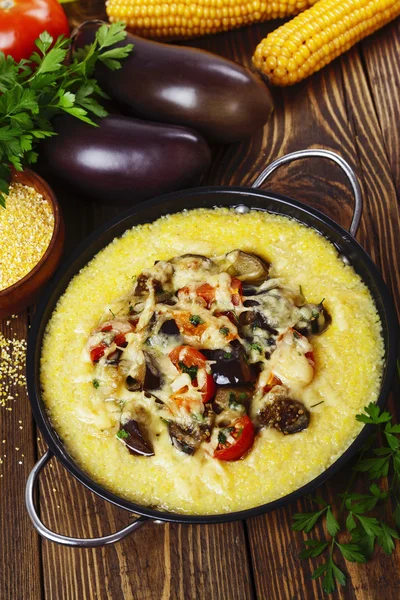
[118,420,154,456]
[203,341,256,386]
[295,303,332,337]
[259,397,310,435]
[213,386,253,414]
[225,250,270,282]
[238,310,278,338]
[169,254,217,272]
[143,352,163,391]
[169,404,215,455]
[159,319,180,335]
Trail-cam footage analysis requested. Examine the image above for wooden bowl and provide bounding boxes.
[0,169,65,319]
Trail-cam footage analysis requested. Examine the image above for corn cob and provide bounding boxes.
[253,0,400,86]
[106,0,319,40]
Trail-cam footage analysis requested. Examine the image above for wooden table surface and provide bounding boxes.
[1,6,400,599]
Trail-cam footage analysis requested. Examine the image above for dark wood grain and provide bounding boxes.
[37,418,253,600]
[1,8,400,600]
[0,315,42,600]
[359,19,400,197]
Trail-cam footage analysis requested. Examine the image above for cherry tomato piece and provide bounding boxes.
[199,372,216,403]
[196,283,216,308]
[263,372,282,394]
[305,350,315,368]
[174,311,208,337]
[90,344,106,363]
[286,328,316,369]
[230,277,243,306]
[214,415,255,461]
[114,333,128,348]
[214,310,238,326]
[169,345,215,403]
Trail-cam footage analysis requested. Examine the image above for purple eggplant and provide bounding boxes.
[118,420,154,456]
[74,22,273,144]
[41,114,211,203]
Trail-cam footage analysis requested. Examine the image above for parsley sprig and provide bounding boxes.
[292,401,400,594]
[0,23,133,207]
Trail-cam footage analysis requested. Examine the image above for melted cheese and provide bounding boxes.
[40,208,384,516]
[270,330,314,390]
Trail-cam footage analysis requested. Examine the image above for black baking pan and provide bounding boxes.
[25,149,398,546]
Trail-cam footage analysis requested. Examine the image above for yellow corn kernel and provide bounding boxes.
[106,0,318,38]
[253,0,400,85]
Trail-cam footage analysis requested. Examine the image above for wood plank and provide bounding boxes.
[37,441,253,599]
[359,19,400,196]
[0,314,42,600]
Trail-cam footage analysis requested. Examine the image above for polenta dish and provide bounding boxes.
[40,208,384,515]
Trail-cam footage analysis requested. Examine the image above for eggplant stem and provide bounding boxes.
[67,19,107,63]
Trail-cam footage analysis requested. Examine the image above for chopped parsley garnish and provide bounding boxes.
[218,430,227,445]
[129,304,135,315]
[250,342,262,353]
[293,330,301,340]
[109,308,116,318]
[312,309,320,319]
[229,395,242,411]
[192,413,204,422]
[144,337,152,346]
[223,352,232,359]
[92,379,100,389]
[178,361,198,380]
[189,315,204,326]
[239,392,248,401]
[116,429,129,440]
[219,327,230,336]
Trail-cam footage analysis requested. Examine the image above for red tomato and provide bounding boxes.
[230,277,243,306]
[174,310,208,337]
[263,372,282,394]
[90,344,107,363]
[305,350,315,368]
[196,283,216,308]
[288,328,316,369]
[114,333,128,348]
[214,310,238,326]
[214,415,255,461]
[177,283,216,308]
[169,345,215,403]
[0,0,69,62]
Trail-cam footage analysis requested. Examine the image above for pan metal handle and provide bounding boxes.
[251,149,363,237]
[26,450,149,547]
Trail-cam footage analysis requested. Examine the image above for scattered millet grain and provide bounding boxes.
[0,183,54,291]
[0,333,27,408]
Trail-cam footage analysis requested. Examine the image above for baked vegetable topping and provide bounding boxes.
[87,250,330,461]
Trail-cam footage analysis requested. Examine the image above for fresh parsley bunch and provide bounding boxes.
[0,23,133,207]
[292,400,400,594]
